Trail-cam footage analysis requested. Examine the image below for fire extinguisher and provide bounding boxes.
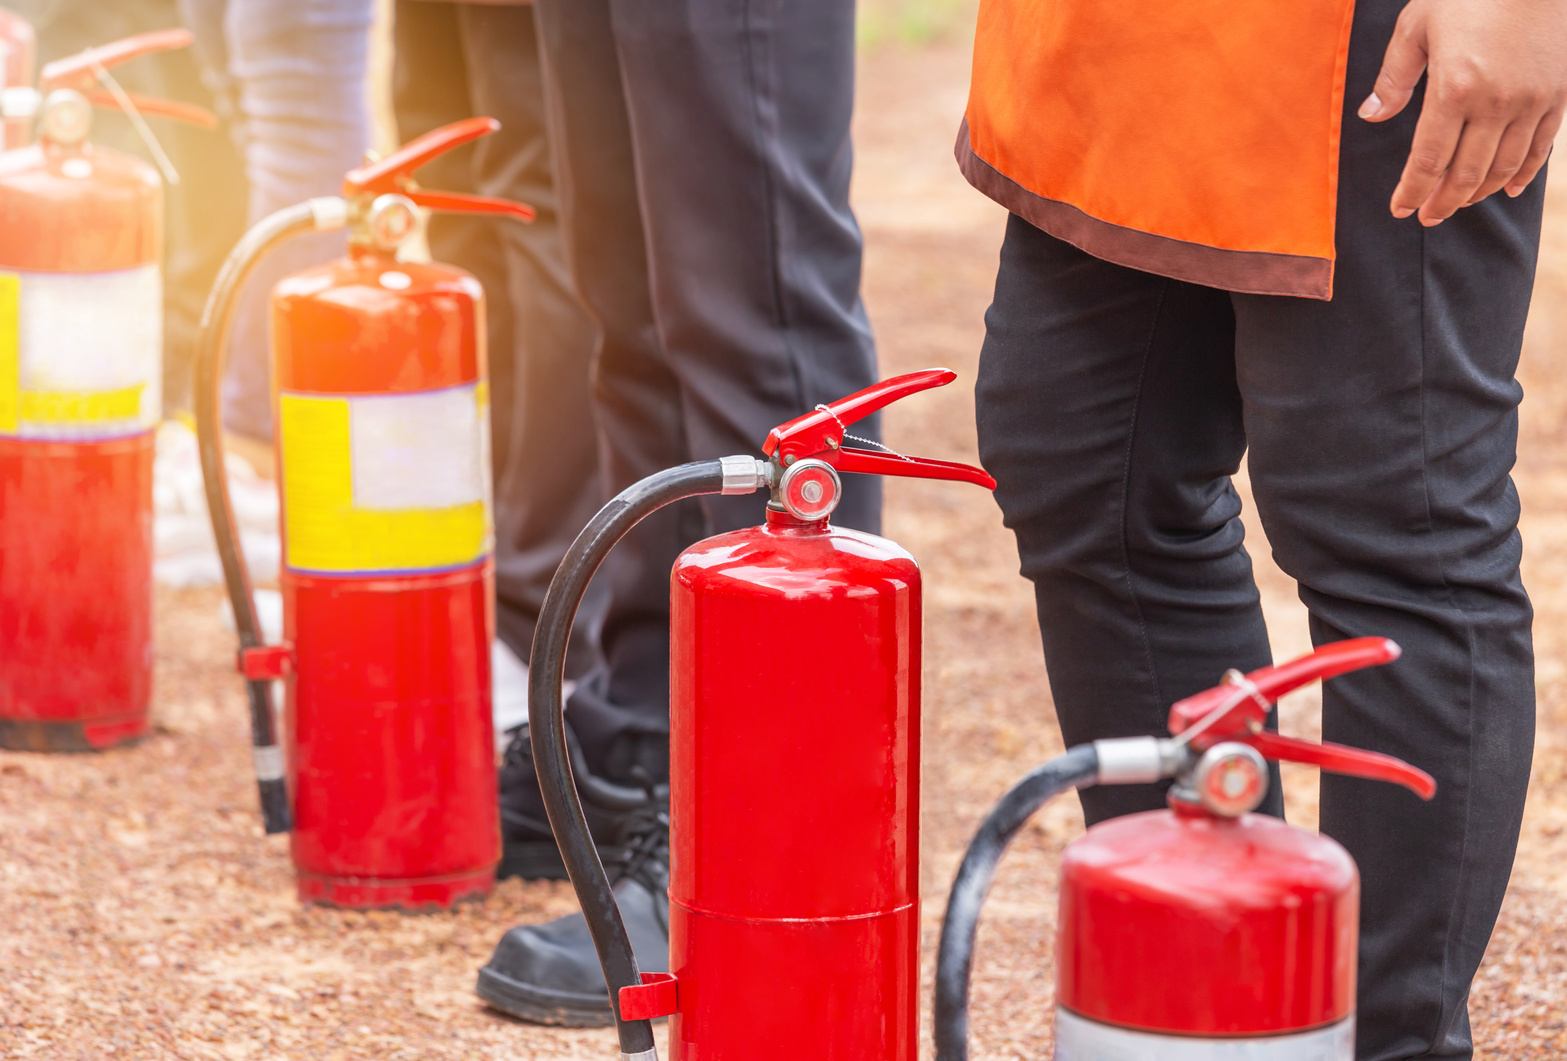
[194,117,535,908]
[0,9,33,150]
[528,368,996,1061]
[934,637,1437,1060]
[0,30,215,753]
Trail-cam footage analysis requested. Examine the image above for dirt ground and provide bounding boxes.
[4,30,1567,1061]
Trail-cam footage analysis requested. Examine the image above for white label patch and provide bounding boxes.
[0,265,162,440]
[1055,1010,1354,1061]
[349,384,487,511]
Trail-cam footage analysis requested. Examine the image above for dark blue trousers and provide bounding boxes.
[975,4,1540,1057]
[532,0,882,780]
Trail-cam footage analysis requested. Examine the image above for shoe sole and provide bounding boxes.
[475,965,614,1028]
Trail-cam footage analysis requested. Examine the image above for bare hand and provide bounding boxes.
[1359,0,1567,225]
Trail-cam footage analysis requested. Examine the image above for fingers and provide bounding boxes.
[1466,121,1536,205]
[1389,93,1464,219]
[1504,108,1561,197]
[1417,119,1506,222]
[1360,4,1429,121]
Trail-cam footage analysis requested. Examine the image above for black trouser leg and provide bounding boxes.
[1232,3,1540,1052]
[455,4,603,668]
[975,216,1280,824]
[535,0,880,780]
[394,1,602,671]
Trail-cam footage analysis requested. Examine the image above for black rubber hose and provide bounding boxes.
[193,200,324,835]
[934,744,1101,1061]
[530,460,729,1060]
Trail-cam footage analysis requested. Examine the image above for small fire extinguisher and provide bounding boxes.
[0,30,215,752]
[195,118,534,909]
[0,8,33,150]
[527,369,996,1061]
[934,637,1436,1060]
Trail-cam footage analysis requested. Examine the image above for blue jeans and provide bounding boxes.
[180,0,374,439]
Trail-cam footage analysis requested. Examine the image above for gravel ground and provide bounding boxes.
[3,35,1566,1061]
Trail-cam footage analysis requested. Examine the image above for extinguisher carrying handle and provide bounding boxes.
[529,457,772,1061]
[762,368,997,490]
[36,29,218,129]
[340,116,533,225]
[193,196,352,835]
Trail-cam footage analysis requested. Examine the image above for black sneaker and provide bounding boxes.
[477,799,670,1027]
[498,722,659,881]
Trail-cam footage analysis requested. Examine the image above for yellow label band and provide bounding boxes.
[279,387,493,574]
[0,274,18,435]
[19,384,145,424]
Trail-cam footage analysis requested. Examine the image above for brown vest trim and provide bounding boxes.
[956,120,1333,301]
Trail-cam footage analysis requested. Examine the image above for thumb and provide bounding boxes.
[1360,5,1429,122]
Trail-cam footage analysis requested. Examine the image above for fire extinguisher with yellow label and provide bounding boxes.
[0,30,215,752]
[195,117,534,909]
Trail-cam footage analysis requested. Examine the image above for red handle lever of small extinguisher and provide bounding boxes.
[1243,731,1436,799]
[41,28,194,90]
[1169,637,1401,738]
[38,29,218,128]
[1167,637,1435,800]
[763,368,996,489]
[341,116,534,221]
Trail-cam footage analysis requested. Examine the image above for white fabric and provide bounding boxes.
[348,384,486,511]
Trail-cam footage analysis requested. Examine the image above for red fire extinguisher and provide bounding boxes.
[0,9,33,150]
[0,30,214,752]
[194,118,534,908]
[934,637,1437,1060]
[528,368,996,1061]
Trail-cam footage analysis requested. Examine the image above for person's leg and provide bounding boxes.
[534,0,691,781]
[456,3,602,667]
[220,0,373,439]
[1233,5,1540,1057]
[975,215,1281,824]
[543,0,882,779]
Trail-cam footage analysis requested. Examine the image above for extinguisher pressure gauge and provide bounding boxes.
[38,88,91,145]
[777,458,842,522]
[1188,742,1269,817]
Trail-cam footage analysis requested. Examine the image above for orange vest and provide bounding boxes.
[959,0,1357,299]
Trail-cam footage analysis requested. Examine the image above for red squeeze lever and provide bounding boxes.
[342,116,536,222]
[764,367,997,488]
[1168,638,1436,800]
[39,29,217,127]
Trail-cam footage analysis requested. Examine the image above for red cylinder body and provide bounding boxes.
[0,141,162,752]
[0,11,33,151]
[270,249,498,908]
[1055,806,1359,1057]
[669,510,921,1061]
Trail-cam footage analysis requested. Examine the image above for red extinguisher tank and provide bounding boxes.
[526,369,997,1061]
[195,117,535,903]
[273,251,498,909]
[0,31,210,752]
[934,638,1439,1061]
[669,512,922,1057]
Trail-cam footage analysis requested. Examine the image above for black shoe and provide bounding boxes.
[477,800,670,1027]
[498,722,651,881]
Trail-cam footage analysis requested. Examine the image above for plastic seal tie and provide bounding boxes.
[90,60,179,185]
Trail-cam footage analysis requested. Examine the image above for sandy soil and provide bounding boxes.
[3,34,1565,1061]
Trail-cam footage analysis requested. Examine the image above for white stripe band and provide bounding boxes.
[252,745,285,782]
[621,1050,658,1061]
[1056,1010,1353,1060]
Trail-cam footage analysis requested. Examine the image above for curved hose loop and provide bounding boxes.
[193,198,346,835]
[934,744,1101,1061]
[529,460,732,1061]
